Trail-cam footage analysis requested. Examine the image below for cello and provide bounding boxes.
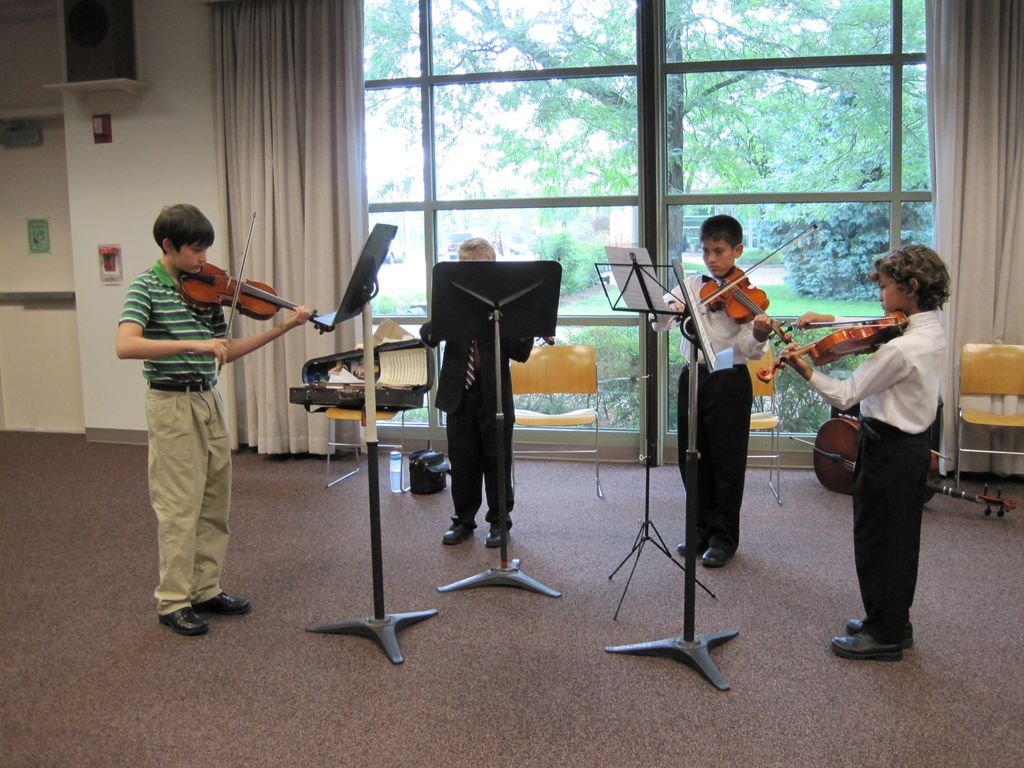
[808,416,1015,517]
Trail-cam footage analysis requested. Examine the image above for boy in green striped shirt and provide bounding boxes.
[117,204,311,636]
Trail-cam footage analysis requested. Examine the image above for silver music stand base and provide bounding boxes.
[307,609,439,665]
[605,628,738,690]
[437,558,561,597]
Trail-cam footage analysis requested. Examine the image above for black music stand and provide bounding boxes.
[598,249,715,620]
[431,260,562,597]
[306,223,438,664]
[605,256,738,691]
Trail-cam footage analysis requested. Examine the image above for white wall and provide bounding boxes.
[0,1,225,438]
[65,1,224,437]
[0,13,79,432]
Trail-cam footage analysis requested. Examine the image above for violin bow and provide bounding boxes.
[699,222,819,308]
[224,215,258,348]
[219,211,257,371]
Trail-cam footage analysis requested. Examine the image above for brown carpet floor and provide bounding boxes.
[1,431,1022,768]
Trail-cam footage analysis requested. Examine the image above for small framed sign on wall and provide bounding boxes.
[27,218,50,255]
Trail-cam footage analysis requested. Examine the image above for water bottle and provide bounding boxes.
[389,451,402,493]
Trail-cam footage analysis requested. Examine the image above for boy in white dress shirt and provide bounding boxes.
[785,244,950,661]
[654,215,771,567]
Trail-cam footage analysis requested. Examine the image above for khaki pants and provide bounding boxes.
[145,387,231,615]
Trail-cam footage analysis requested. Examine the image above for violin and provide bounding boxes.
[180,263,332,333]
[808,416,1015,517]
[757,311,908,382]
[695,222,821,342]
[700,267,769,321]
[698,267,793,343]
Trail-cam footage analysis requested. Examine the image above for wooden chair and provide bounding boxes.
[746,349,782,504]
[955,343,1024,489]
[509,344,603,498]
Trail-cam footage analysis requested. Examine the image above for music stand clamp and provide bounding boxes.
[602,253,738,691]
[306,223,437,663]
[429,260,562,597]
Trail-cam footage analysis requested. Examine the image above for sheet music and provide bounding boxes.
[672,258,731,372]
[327,367,362,384]
[604,246,674,314]
[378,348,427,388]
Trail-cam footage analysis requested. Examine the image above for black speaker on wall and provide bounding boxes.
[63,0,137,82]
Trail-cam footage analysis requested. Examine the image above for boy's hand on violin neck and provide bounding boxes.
[284,305,313,329]
[752,313,771,342]
[794,311,834,329]
[781,342,813,380]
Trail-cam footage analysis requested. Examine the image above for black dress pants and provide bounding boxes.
[853,418,930,644]
[676,364,753,553]
[445,380,515,529]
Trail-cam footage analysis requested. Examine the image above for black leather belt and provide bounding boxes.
[149,380,213,393]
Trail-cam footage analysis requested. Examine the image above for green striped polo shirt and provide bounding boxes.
[119,260,227,384]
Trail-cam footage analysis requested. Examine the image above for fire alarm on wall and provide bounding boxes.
[93,113,111,143]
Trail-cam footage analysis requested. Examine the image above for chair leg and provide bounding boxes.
[769,427,781,504]
[955,418,963,490]
[326,419,361,488]
[594,421,603,499]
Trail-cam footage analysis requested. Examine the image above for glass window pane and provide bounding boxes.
[366,87,424,204]
[666,325,845,436]
[434,78,638,200]
[364,0,420,80]
[665,202,892,435]
[903,0,926,53]
[371,212,427,317]
[665,0,891,62]
[902,64,930,191]
[668,202,890,311]
[667,67,891,194]
[436,206,638,316]
[431,0,636,75]
[900,202,934,248]
[555,324,640,431]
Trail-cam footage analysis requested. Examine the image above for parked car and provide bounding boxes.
[442,232,472,260]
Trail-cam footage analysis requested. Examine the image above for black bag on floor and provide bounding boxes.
[409,449,449,495]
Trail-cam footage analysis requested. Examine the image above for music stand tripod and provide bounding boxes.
[430,260,562,597]
[605,258,738,690]
[599,253,715,620]
[306,224,437,664]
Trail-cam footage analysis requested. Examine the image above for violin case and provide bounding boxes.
[409,449,449,495]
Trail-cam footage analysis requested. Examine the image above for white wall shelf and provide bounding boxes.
[0,105,63,121]
[44,79,149,96]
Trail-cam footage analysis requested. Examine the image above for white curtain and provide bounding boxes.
[928,0,1024,475]
[213,0,368,454]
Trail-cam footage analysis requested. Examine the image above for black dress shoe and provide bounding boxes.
[485,523,508,548]
[193,592,251,615]
[845,618,913,648]
[442,522,474,545]
[830,633,903,661]
[159,607,209,636]
[675,540,708,558]
[701,546,733,568]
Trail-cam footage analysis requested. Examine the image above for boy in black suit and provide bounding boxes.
[419,238,535,547]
